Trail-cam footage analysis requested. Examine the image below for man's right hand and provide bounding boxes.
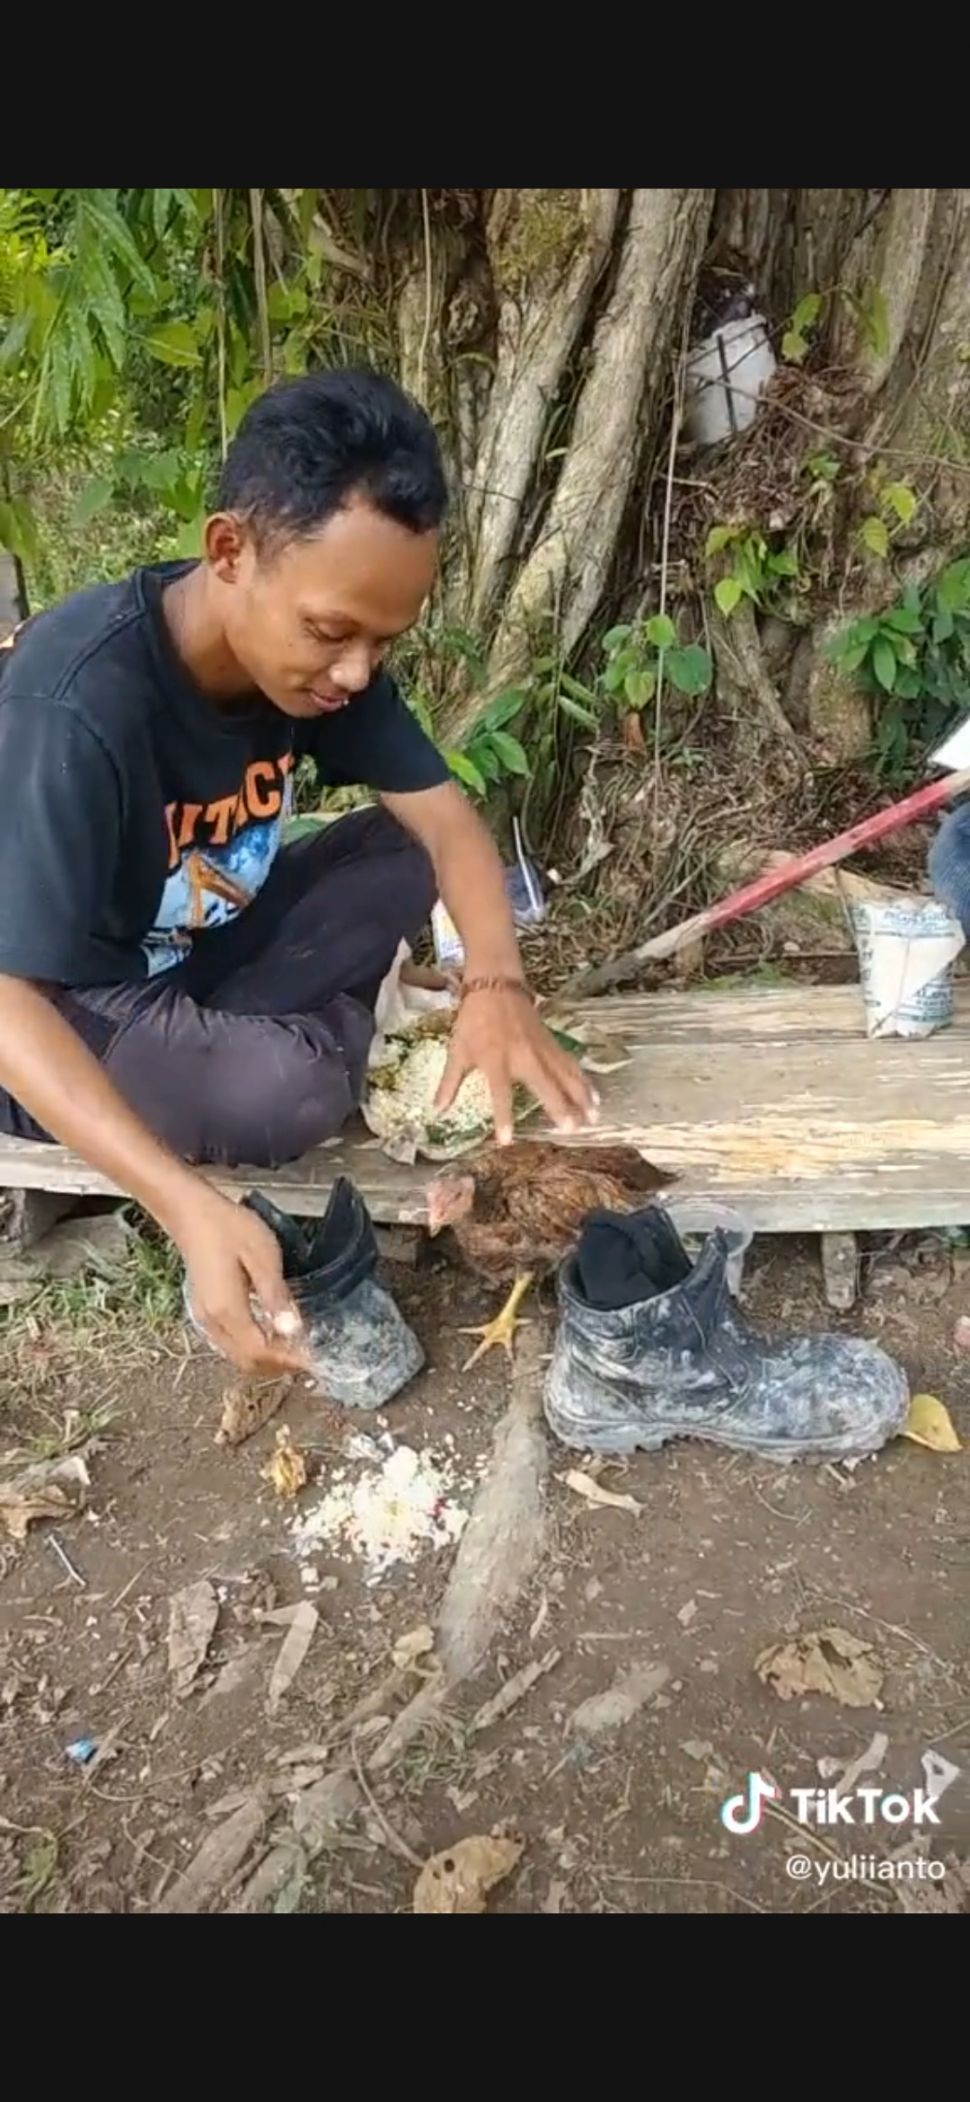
[175,1190,312,1378]
[0,976,311,1380]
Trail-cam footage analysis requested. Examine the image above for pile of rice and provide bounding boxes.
[363,1029,494,1155]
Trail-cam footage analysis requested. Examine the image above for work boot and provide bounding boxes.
[244,1183,425,1408]
[544,1209,908,1463]
[186,1181,424,1408]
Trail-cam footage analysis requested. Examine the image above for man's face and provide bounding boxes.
[207,495,439,718]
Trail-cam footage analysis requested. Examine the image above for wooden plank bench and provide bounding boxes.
[2,982,970,1237]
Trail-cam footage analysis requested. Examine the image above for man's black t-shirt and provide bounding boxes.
[0,561,448,988]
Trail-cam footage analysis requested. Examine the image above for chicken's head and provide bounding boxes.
[426,1173,476,1235]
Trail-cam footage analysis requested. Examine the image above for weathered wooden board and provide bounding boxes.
[2,982,970,1232]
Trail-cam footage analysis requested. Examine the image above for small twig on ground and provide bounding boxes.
[110,1562,153,1611]
[350,1731,423,1869]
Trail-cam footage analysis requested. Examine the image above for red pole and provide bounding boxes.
[568,766,970,997]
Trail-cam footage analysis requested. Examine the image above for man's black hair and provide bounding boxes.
[219,367,448,545]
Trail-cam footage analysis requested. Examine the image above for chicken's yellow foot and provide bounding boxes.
[458,1272,534,1372]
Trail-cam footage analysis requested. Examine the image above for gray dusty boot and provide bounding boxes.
[244,1184,425,1409]
[544,1217,908,1463]
[186,1181,424,1409]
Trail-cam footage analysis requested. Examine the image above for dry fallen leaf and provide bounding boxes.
[267,1601,318,1716]
[216,1378,293,1448]
[262,1426,307,1499]
[755,1626,883,1710]
[568,1661,670,1738]
[167,1578,219,1698]
[413,1831,524,1914]
[901,1392,962,1453]
[0,1453,90,1543]
[156,1794,266,1914]
[560,1469,643,1515]
[391,1625,435,1672]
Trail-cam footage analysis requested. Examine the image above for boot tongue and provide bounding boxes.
[242,1179,378,1301]
[576,1204,692,1310]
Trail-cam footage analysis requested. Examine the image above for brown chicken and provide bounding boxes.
[426,1141,676,1368]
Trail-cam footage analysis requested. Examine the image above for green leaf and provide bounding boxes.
[937,560,970,613]
[267,281,295,323]
[806,450,840,483]
[602,623,632,652]
[77,191,156,297]
[781,329,807,364]
[714,575,744,616]
[0,497,38,563]
[72,477,113,526]
[560,673,598,706]
[767,548,799,578]
[488,730,531,777]
[792,292,823,336]
[704,525,737,559]
[883,481,917,526]
[839,639,871,674]
[143,319,201,368]
[603,657,628,696]
[480,688,528,731]
[152,188,174,242]
[932,606,955,644]
[558,692,599,729]
[666,644,713,697]
[894,666,921,699]
[860,514,890,559]
[884,604,923,635]
[872,635,897,692]
[624,666,655,709]
[645,612,676,651]
[447,749,487,796]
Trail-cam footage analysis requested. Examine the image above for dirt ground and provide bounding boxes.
[1,1225,969,1915]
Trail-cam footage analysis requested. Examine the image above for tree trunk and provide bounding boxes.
[437,188,712,742]
[332,190,969,778]
[791,187,970,755]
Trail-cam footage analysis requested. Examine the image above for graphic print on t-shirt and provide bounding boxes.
[145,750,295,975]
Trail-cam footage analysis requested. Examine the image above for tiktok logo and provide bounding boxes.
[720,1772,779,1834]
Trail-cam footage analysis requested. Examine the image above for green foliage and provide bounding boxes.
[0,186,368,570]
[705,523,800,617]
[829,557,970,772]
[599,615,712,710]
[781,292,823,365]
[781,281,892,369]
[858,476,918,562]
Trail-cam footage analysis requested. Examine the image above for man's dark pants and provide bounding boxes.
[2,809,435,1167]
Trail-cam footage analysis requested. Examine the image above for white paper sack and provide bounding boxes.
[849,897,965,1039]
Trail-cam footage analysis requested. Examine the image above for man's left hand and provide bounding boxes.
[434,986,598,1145]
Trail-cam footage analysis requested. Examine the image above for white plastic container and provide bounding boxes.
[684,313,776,448]
[848,896,964,1039]
[665,1197,753,1297]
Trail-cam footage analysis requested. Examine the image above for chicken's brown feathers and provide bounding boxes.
[445,1141,676,1288]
